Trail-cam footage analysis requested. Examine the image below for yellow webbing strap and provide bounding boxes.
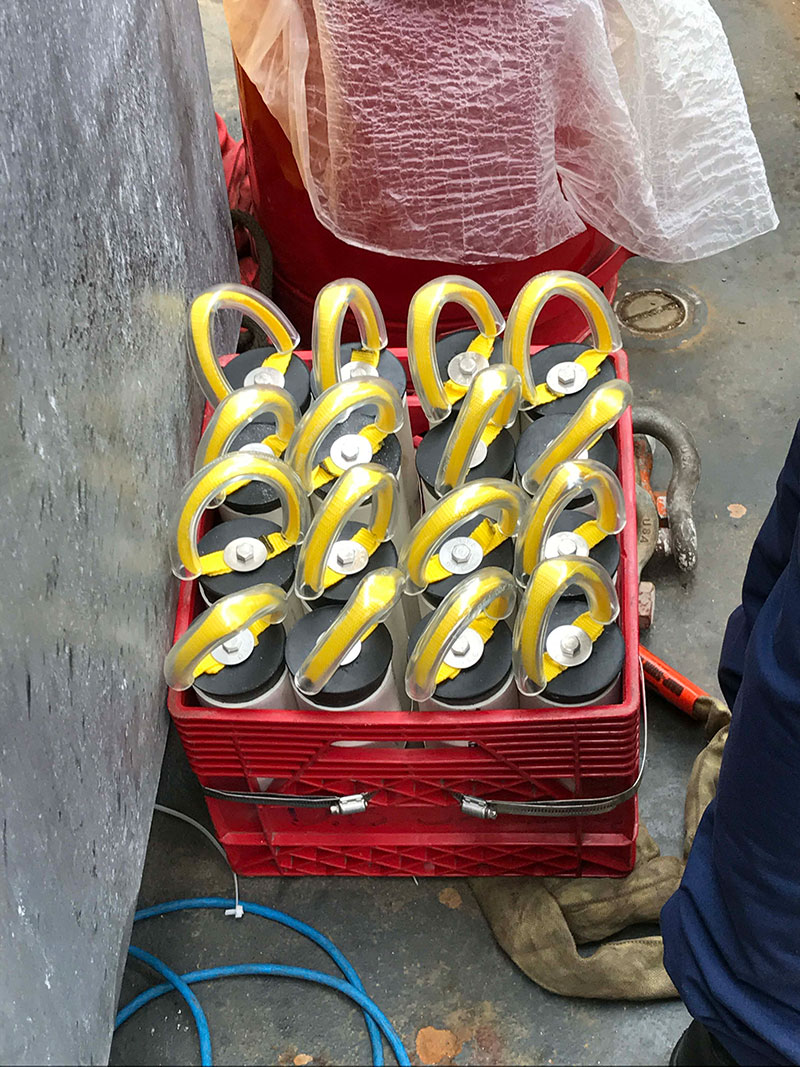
[504,271,621,409]
[311,424,388,490]
[574,518,608,550]
[294,568,405,696]
[542,611,605,683]
[532,348,608,407]
[164,584,287,690]
[442,333,497,407]
[312,280,387,393]
[425,517,508,582]
[196,616,271,676]
[322,526,382,589]
[404,566,516,702]
[197,531,295,577]
[407,277,504,425]
[435,364,522,497]
[435,612,499,684]
[400,479,527,594]
[188,285,299,403]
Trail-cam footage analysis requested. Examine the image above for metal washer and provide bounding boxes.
[543,530,591,561]
[546,624,593,668]
[439,536,484,574]
[342,361,379,381]
[222,535,268,573]
[211,628,256,666]
[238,441,275,459]
[447,351,489,388]
[327,538,370,576]
[244,365,286,389]
[545,361,589,396]
[443,626,485,670]
[329,433,374,470]
[468,440,488,469]
[339,639,363,667]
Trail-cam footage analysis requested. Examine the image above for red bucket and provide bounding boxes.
[235,63,630,347]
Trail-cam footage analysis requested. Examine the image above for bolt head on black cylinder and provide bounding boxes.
[416,412,515,498]
[193,623,288,706]
[285,606,393,708]
[223,346,311,413]
[407,616,513,706]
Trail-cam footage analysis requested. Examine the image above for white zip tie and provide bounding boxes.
[154,803,243,918]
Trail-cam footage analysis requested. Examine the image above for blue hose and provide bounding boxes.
[125,946,213,1066]
[118,896,408,1067]
[118,962,410,1067]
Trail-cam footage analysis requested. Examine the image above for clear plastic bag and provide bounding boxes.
[224,0,776,264]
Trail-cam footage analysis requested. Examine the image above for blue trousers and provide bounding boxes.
[661,421,800,1066]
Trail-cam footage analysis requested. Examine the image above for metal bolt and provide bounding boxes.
[235,542,255,564]
[451,636,471,658]
[347,362,375,379]
[556,364,577,387]
[558,535,578,556]
[222,635,242,655]
[560,634,582,658]
[339,441,360,463]
[458,353,478,376]
[335,545,357,567]
[450,543,472,565]
[253,370,271,385]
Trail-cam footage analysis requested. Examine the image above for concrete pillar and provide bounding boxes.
[0,0,237,1061]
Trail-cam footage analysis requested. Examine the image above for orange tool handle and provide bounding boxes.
[639,644,710,720]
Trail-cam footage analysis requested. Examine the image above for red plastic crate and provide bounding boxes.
[169,349,641,877]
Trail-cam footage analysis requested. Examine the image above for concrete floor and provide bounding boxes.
[110,0,800,1062]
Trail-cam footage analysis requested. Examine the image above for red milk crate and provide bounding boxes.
[168,349,642,877]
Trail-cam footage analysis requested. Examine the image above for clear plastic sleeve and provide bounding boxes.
[294,567,406,695]
[405,567,517,703]
[194,384,299,470]
[399,479,528,594]
[515,459,625,585]
[164,584,287,690]
[521,379,632,494]
[504,272,621,408]
[434,364,522,496]
[294,464,398,600]
[311,278,388,395]
[513,557,619,696]
[170,453,310,580]
[286,378,404,492]
[407,276,504,426]
[187,283,300,406]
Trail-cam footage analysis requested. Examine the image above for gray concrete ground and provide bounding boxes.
[110,0,800,1063]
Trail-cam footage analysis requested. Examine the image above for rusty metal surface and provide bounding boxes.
[0,1,236,1062]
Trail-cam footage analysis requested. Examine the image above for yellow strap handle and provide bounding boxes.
[193,384,298,471]
[407,276,505,425]
[404,567,517,702]
[294,464,398,600]
[504,271,622,409]
[164,584,287,690]
[512,557,619,696]
[399,479,528,593]
[311,279,388,394]
[170,453,310,580]
[515,459,626,584]
[521,379,632,494]
[294,567,406,696]
[286,378,404,493]
[188,284,300,405]
[434,364,522,496]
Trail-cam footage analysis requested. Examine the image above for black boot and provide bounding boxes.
[670,1020,738,1066]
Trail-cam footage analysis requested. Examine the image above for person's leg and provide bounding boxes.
[718,421,800,707]
[670,1020,738,1066]
[662,470,800,1064]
